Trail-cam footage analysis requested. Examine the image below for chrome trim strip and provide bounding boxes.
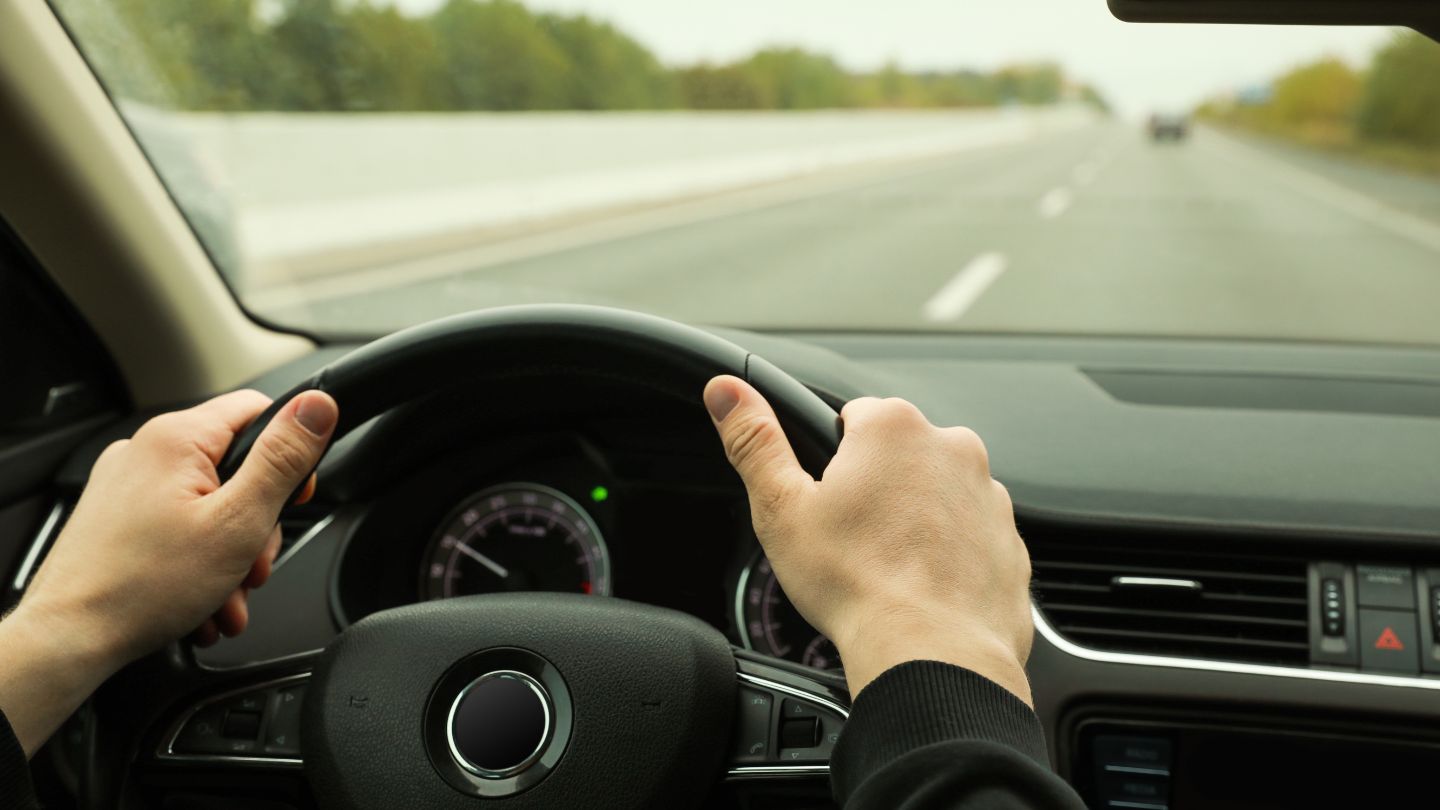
[728,671,848,779]
[11,501,65,591]
[1105,765,1169,776]
[272,513,335,573]
[727,764,832,779]
[1110,576,1201,591]
[1032,605,1440,690]
[734,554,756,651]
[158,672,310,767]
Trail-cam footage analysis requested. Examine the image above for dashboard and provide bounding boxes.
[324,430,835,672]
[31,327,1440,809]
[334,456,836,671]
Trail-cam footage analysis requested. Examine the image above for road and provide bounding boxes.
[255,122,1440,346]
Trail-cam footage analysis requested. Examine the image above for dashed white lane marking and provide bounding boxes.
[1073,162,1100,186]
[922,252,1007,321]
[1038,187,1074,219]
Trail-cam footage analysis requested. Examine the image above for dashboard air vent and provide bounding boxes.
[1029,534,1309,666]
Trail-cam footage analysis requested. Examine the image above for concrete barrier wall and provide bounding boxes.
[125,105,1098,286]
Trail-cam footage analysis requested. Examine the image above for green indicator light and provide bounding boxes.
[590,486,609,503]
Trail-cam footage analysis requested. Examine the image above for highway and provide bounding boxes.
[254,122,1440,346]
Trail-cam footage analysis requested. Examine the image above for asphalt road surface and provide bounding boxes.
[258,122,1440,346]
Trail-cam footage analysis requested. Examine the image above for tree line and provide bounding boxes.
[1197,31,1440,166]
[74,0,1107,113]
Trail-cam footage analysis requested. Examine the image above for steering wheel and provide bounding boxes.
[196,305,849,809]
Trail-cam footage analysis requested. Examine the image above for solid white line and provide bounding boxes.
[1201,128,1440,254]
[923,252,1007,321]
[1038,187,1074,219]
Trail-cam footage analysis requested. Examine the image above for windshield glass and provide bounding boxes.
[49,1,1440,343]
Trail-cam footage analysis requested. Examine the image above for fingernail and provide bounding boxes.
[294,393,337,437]
[704,381,740,423]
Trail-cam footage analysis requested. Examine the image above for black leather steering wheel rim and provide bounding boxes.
[199,305,849,809]
[217,304,842,484]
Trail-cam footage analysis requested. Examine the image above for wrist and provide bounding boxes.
[10,593,133,678]
[0,600,126,757]
[835,613,1032,707]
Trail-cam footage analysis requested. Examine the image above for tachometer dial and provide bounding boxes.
[738,554,841,671]
[420,483,610,600]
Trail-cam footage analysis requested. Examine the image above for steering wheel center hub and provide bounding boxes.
[304,594,736,809]
[447,670,552,778]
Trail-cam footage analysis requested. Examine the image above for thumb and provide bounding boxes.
[704,376,812,516]
[224,390,338,515]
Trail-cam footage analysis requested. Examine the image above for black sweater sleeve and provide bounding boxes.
[1,707,41,810]
[831,661,1087,810]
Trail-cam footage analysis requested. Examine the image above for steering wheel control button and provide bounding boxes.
[732,688,775,763]
[447,671,553,777]
[173,705,228,754]
[780,716,820,749]
[777,698,841,762]
[730,669,848,773]
[1356,565,1415,610]
[1359,609,1420,674]
[163,675,310,761]
[263,685,306,755]
[221,710,261,739]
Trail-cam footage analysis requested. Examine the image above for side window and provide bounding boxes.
[0,219,125,439]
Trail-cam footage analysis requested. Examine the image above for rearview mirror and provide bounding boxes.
[1108,0,1439,37]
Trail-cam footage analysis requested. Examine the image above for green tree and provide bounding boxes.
[268,0,352,110]
[332,4,448,111]
[1356,31,1440,147]
[431,0,573,110]
[539,14,675,109]
[676,65,767,109]
[741,48,852,109]
[1267,57,1360,132]
[993,63,1063,105]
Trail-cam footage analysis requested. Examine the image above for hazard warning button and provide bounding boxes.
[1359,609,1419,674]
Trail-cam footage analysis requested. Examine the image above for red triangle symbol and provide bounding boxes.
[1374,627,1405,651]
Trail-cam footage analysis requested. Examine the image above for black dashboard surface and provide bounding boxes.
[49,326,1440,786]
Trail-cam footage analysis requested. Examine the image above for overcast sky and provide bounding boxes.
[397,0,1397,116]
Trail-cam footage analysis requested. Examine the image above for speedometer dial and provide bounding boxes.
[739,554,841,671]
[420,483,610,600]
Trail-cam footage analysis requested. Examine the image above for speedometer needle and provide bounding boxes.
[456,542,510,579]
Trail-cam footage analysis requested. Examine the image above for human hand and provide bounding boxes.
[703,376,1033,703]
[2,389,338,755]
[20,389,339,664]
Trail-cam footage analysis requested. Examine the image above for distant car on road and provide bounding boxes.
[1148,113,1190,142]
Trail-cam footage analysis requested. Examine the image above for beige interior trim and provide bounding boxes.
[0,1,312,408]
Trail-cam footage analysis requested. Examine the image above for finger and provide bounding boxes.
[293,473,317,506]
[191,619,220,648]
[183,390,276,466]
[244,526,284,589]
[839,396,930,434]
[703,376,813,519]
[219,391,338,521]
[215,589,250,638]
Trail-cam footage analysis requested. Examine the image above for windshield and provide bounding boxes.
[49,1,1440,343]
